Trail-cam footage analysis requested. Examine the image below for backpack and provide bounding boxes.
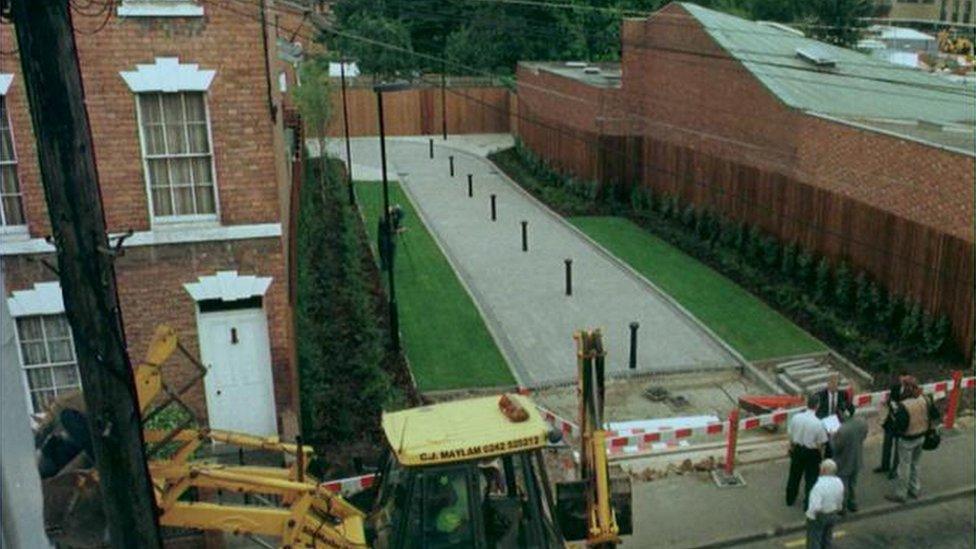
[891,401,910,436]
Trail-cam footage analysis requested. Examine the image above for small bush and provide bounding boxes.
[854,272,871,321]
[899,302,923,342]
[680,204,696,228]
[761,236,780,269]
[780,242,797,278]
[833,262,853,311]
[922,315,949,355]
[795,251,814,287]
[814,257,831,303]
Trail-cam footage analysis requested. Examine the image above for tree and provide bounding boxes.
[292,57,333,174]
[803,0,873,47]
[334,14,418,78]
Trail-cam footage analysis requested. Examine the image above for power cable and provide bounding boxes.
[200,0,973,286]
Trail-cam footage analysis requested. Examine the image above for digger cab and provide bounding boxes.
[365,394,564,549]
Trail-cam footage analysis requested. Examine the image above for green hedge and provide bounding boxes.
[495,139,956,373]
[296,158,394,444]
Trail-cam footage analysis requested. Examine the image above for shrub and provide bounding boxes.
[719,219,737,248]
[814,257,831,303]
[833,262,853,311]
[795,251,814,287]
[899,301,923,342]
[734,222,748,251]
[854,272,871,321]
[922,315,950,355]
[761,236,780,269]
[658,193,673,218]
[745,225,762,262]
[681,204,696,228]
[780,242,797,278]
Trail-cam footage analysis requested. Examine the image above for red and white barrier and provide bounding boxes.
[320,473,377,497]
[536,405,581,440]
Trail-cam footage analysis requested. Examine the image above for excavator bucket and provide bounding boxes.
[43,469,107,548]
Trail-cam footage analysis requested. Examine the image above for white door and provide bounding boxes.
[198,308,277,436]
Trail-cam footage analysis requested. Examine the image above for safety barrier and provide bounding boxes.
[319,375,972,495]
[320,473,378,497]
[603,372,975,467]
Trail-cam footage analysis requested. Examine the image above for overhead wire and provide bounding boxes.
[197,0,972,285]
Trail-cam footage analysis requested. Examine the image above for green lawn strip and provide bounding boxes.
[356,181,515,391]
[569,216,825,360]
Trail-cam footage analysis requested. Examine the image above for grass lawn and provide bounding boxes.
[569,216,825,360]
[356,181,515,391]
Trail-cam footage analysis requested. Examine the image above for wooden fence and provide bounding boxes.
[324,85,512,137]
[517,114,975,359]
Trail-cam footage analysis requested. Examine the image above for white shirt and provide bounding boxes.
[826,391,837,416]
[788,409,829,449]
[806,475,845,520]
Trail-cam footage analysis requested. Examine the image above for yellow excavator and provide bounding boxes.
[36,326,631,548]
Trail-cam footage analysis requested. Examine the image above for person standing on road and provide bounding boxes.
[886,378,940,503]
[806,458,844,549]
[832,409,868,512]
[787,395,828,510]
[875,370,909,478]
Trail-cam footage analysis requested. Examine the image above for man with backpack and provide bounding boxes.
[885,377,941,503]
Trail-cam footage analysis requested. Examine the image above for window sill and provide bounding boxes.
[117,3,204,17]
[0,225,30,241]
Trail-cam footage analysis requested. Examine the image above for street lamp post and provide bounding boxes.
[375,81,410,353]
[340,58,355,206]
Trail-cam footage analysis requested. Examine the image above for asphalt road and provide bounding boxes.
[736,495,975,548]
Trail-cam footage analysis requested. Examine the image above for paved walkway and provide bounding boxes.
[628,421,976,548]
[325,135,738,387]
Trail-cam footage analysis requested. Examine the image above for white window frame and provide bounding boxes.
[134,91,221,226]
[117,0,204,18]
[0,76,27,236]
[13,314,82,415]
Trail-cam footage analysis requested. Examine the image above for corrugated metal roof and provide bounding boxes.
[680,3,976,153]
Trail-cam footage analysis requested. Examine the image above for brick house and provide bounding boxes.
[516,2,975,357]
[0,0,316,438]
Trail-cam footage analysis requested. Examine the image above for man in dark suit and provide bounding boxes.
[815,375,854,420]
[875,370,909,477]
[832,409,868,512]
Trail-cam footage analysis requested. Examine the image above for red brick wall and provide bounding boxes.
[2,2,281,235]
[3,238,292,426]
[2,5,297,429]
[515,3,975,357]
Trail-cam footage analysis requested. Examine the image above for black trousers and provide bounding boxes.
[786,445,821,508]
[879,429,900,471]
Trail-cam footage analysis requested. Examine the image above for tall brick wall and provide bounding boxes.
[515,3,975,357]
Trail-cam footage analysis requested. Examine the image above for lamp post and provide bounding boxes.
[375,81,410,353]
[340,58,355,206]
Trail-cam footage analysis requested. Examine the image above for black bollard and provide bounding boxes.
[449,155,455,177]
[521,220,528,252]
[490,194,497,221]
[467,174,473,197]
[565,259,573,296]
[429,138,434,159]
[629,322,639,370]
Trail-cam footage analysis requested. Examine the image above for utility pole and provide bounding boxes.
[10,1,162,547]
[440,61,448,140]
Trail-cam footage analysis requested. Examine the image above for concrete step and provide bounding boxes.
[776,373,805,396]
[775,358,819,373]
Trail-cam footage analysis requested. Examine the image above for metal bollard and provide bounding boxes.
[629,322,639,370]
[467,174,473,197]
[564,259,573,296]
[429,138,434,159]
[490,194,497,221]
[449,155,455,177]
[521,220,528,252]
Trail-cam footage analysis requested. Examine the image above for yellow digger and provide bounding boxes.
[36,326,631,548]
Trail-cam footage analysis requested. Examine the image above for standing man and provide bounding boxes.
[806,459,845,549]
[832,409,868,512]
[815,375,854,420]
[875,370,909,478]
[786,395,828,510]
[886,378,939,503]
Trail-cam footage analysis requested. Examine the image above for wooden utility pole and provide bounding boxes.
[9,0,162,546]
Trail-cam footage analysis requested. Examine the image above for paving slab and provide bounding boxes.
[327,137,738,387]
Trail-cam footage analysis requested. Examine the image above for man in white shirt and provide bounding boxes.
[806,459,845,549]
[786,395,828,509]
